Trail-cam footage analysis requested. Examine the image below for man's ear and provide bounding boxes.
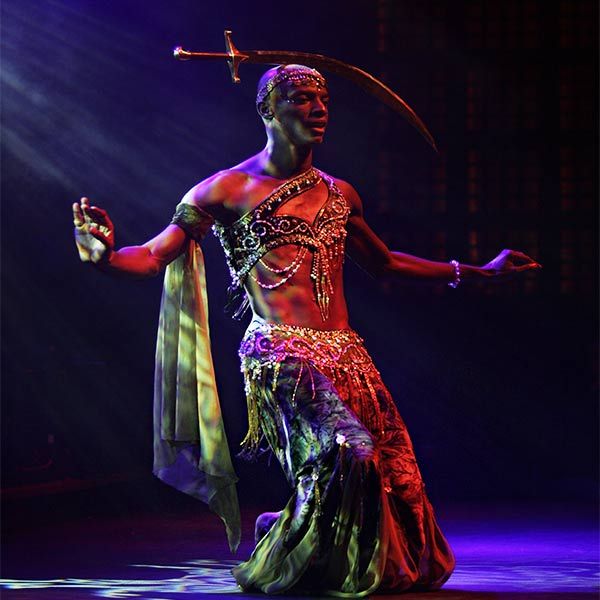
[257,100,274,120]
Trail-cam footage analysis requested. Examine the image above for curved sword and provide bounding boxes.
[174,31,437,152]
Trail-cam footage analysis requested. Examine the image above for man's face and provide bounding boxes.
[270,81,330,146]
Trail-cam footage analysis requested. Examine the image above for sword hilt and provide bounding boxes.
[173,31,248,84]
[224,30,246,83]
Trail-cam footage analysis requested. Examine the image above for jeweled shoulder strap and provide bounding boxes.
[252,167,322,220]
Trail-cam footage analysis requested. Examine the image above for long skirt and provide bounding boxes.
[232,318,455,597]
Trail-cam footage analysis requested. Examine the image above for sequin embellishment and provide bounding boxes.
[238,320,386,456]
[212,168,350,320]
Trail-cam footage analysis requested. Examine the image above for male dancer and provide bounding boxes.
[73,64,541,596]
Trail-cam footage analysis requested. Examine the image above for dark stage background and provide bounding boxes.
[1,0,598,533]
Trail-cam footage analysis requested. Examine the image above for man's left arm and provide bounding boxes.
[341,182,542,284]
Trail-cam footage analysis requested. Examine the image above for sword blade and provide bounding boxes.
[247,50,437,152]
[174,39,437,151]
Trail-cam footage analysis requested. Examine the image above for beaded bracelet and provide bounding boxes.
[448,259,461,288]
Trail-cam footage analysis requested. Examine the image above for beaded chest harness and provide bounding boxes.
[212,168,350,321]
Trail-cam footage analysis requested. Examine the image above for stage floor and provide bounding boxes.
[1,502,598,599]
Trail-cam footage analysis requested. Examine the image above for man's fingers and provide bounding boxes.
[88,227,110,247]
[514,263,541,273]
[81,205,95,226]
[86,206,107,224]
[88,206,114,230]
[80,197,100,224]
[89,205,107,218]
[506,250,542,270]
[511,250,538,264]
[72,202,85,227]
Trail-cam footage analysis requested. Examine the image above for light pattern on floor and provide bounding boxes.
[1,555,599,598]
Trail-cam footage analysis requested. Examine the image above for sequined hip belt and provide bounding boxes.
[237,318,387,456]
[239,318,379,377]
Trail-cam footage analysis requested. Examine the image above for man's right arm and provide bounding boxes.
[103,225,189,278]
[73,171,236,278]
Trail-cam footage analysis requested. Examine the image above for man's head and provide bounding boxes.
[256,64,329,145]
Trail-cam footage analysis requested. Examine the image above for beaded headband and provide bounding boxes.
[256,65,327,105]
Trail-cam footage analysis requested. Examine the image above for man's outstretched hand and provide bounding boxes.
[72,197,115,264]
[483,249,542,279]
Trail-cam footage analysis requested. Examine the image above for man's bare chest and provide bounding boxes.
[221,178,330,227]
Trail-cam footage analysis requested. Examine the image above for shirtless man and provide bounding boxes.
[73,64,541,596]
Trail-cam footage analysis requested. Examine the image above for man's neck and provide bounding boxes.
[259,140,313,179]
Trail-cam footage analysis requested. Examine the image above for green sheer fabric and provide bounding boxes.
[153,235,240,552]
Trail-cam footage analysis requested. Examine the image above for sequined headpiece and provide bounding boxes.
[256,65,327,106]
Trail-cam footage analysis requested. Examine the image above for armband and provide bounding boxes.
[170,203,215,242]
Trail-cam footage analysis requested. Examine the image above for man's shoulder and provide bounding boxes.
[320,172,360,208]
[180,168,250,210]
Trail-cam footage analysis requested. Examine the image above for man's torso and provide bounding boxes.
[196,165,353,330]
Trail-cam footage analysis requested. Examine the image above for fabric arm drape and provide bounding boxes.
[153,204,240,552]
